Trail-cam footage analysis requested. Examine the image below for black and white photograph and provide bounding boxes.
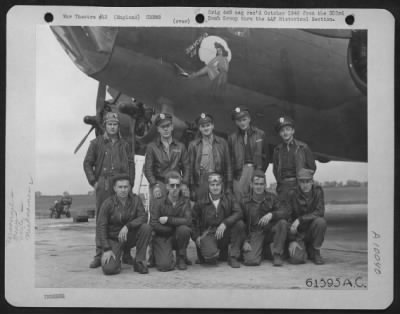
[5,6,394,309]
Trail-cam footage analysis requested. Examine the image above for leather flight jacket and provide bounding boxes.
[188,135,232,187]
[191,193,243,241]
[228,126,270,179]
[144,137,190,187]
[272,138,316,184]
[97,193,148,251]
[83,134,135,187]
[287,185,325,224]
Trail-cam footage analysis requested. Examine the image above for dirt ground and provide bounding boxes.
[35,204,367,289]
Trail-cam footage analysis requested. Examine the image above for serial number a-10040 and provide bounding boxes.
[306,277,367,288]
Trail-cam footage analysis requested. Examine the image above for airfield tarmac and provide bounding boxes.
[35,204,367,289]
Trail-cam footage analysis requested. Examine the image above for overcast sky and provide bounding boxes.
[36,26,367,195]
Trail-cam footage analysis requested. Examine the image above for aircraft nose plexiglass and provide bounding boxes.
[50,26,118,75]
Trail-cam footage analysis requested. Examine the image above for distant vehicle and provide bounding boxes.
[49,196,72,218]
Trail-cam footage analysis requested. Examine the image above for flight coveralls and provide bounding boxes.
[97,193,151,275]
[273,138,316,201]
[228,126,270,200]
[144,137,190,199]
[83,133,135,258]
[287,185,327,263]
[192,194,245,263]
[188,135,232,201]
[150,195,192,271]
[241,192,289,266]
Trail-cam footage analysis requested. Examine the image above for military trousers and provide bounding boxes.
[94,176,114,258]
[153,225,191,271]
[192,170,211,202]
[147,181,167,264]
[101,223,152,275]
[243,219,288,266]
[276,179,298,203]
[288,217,327,263]
[233,164,254,201]
[198,220,246,263]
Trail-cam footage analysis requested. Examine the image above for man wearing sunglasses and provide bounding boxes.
[287,168,327,265]
[144,112,190,267]
[192,173,245,268]
[150,171,192,271]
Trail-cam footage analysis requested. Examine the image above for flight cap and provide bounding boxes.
[231,105,250,120]
[208,173,223,184]
[112,173,131,186]
[297,168,314,180]
[103,112,119,124]
[196,112,214,126]
[252,169,266,182]
[155,112,173,127]
[275,116,295,133]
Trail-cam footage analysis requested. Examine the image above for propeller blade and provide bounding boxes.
[74,126,95,154]
[96,82,107,113]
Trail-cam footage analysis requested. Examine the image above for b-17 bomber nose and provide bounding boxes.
[50,26,118,76]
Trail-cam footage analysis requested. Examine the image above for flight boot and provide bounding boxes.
[122,252,135,265]
[312,249,325,265]
[177,255,188,271]
[134,260,149,274]
[228,256,241,268]
[89,256,101,269]
[273,254,283,267]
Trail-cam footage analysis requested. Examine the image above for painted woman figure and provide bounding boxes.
[189,42,230,97]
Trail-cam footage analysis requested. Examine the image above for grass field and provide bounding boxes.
[35,186,367,218]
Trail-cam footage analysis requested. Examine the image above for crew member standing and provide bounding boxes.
[192,173,245,268]
[144,112,190,201]
[150,171,192,271]
[97,174,152,275]
[84,112,135,269]
[273,116,316,201]
[188,112,232,201]
[287,168,327,265]
[240,170,289,267]
[228,106,270,200]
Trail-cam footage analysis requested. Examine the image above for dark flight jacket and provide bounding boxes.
[192,194,243,240]
[273,138,316,184]
[241,192,289,239]
[83,134,135,186]
[144,137,190,187]
[97,193,148,251]
[287,185,325,224]
[188,135,232,186]
[228,126,270,178]
[150,195,192,236]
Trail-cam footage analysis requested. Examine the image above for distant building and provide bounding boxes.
[345,180,361,187]
[35,191,42,197]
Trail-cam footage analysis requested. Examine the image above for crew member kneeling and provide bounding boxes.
[97,174,152,275]
[240,170,289,267]
[287,168,327,265]
[150,171,192,271]
[192,173,245,268]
